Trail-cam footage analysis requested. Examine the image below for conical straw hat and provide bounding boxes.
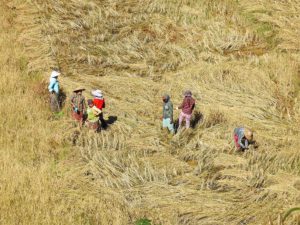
[73,87,85,92]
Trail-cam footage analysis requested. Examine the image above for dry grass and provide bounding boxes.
[1,0,300,224]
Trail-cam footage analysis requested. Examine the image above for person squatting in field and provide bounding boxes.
[91,89,107,129]
[86,99,101,131]
[233,127,254,151]
[162,94,175,134]
[48,70,61,112]
[70,87,87,127]
[177,90,196,129]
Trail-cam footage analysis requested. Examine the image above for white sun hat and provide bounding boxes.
[73,87,86,92]
[50,70,61,78]
[91,89,103,98]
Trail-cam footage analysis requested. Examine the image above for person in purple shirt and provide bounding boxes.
[234,127,254,151]
[177,90,195,129]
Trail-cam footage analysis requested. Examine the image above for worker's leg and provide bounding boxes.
[185,113,192,128]
[99,113,107,129]
[50,93,59,112]
[234,134,241,150]
[168,123,175,134]
[90,121,99,131]
[79,112,85,128]
[178,112,184,129]
[162,118,167,128]
[165,118,174,134]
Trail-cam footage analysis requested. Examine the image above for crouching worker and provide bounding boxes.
[162,94,175,134]
[70,87,87,127]
[86,99,101,131]
[233,127,254,151]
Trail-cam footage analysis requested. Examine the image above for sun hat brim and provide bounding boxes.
[91,90,103,98]
[50,71,61,78]
[73,87,85,92]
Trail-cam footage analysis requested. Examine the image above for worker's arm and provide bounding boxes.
[244,139,249,148]
[82,98,87,113]
[70,95,75,107]
[169,102,173,123]
[238,135,248,149]
[48,80,55,93]
[70,96,78,113]
[93,106,101,116]
[178,100,184,109]
[191,101,195,111]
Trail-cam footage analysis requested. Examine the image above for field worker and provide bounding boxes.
[177,90,195,129]
[233,127,254,151]
[91,89,107,129]
[70,87,87,125]
[86,99,101,131]
[48,70,61,112]
[162,94,174,134]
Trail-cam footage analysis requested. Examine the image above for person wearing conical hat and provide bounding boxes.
[233,127,254,151]
[70,87,87,125]
[48,70,61,112]
[91,89,107,129]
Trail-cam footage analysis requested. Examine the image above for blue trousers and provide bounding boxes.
[162,118,174,133]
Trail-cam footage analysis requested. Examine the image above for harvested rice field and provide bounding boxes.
[0,0,300,224]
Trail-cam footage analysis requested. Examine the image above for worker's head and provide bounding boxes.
[74,87,85,95]
[91,89,103,99]
[244,128,253,141]
[50,70,61,79]
[162,94,170,103]
[87,99,94,108]
[184,90,192,97]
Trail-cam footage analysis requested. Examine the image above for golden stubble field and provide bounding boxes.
[0,0,300,224]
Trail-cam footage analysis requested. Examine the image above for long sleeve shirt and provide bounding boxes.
[87,106,101,122]
[93,98,105,110]
[234,127,248,149]
[48,78,59,94]
[70,94,87,113]
[163,100,173,119]
[178,96,195,115]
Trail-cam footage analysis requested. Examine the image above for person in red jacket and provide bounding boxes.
[177,90,195,129]
[91,89,107,129]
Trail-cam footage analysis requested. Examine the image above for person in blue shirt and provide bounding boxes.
[48,70,61,112]
[233,127,254,151]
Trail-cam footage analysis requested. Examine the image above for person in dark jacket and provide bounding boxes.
[233,127,254,151]
[70,87,87,127]
[178,90,195,129]
[162,94,174,134]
